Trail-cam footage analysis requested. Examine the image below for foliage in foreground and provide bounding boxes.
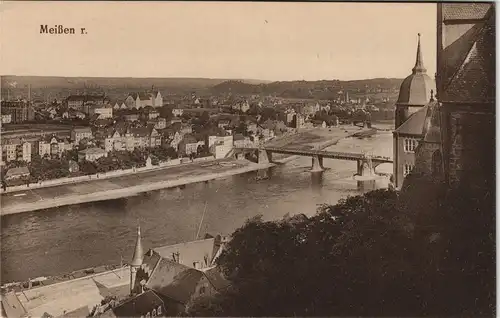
[187,187,495,317]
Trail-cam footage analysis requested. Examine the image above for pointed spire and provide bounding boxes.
[130,225,144,267]
[412,33,427,74]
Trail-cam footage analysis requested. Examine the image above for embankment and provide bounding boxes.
[1,161,274,216]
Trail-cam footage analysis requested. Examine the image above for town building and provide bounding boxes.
[147,117,167,130]
[125,90,163,109]
[66,95,108,112]
[78,147,108,162]
[208,135,234,159]
[37,136,73,158]
[1,101,35,123]
[233,134,253,148]
[172,108,184,117]
[104,126,161,152]
[89,104,113,119]
[99,290,167,318]
[124,228,230,316]
[1,138,32,163]
[1,114,12,124]
[392,34,436,189]
[71,127,93,144]
[124,114,140,122]
[178,134,204,156]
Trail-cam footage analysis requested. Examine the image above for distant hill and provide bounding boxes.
[0,76,270,90]
[211,78,403,100]
[1,75,402,102]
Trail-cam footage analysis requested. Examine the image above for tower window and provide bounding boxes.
[404,163,414,177]
[404,138,418,153]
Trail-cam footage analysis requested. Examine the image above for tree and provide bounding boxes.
[201,111,210,124]
[80,160,97,175]
[259,107,277,122]
[159,105,173,120]
[189,187,494,317]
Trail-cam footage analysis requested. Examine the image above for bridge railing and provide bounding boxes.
[234,146,392,162]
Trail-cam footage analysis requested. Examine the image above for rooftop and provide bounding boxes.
[394,105,428,136]
[79,147,107,155]
[111,290,164,317]
[5,167,30,178]
[153,237,217,268]
[1,267,130,318]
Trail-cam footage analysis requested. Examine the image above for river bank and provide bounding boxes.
[0,126,369,216]
[0,160,274,216]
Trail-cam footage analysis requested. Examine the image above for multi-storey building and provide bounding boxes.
[125,90,163,109]
[71,127,93,144]
[104,126,161,152]
[89,105,113,119]
[1,139,32,163]
[37,136,73,158]
[66,95,107,112]
[392,34,436,189]
[1,101,35,123]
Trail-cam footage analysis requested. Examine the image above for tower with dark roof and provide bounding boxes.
[130,226,144,295]
[395,34,436,129]
[392,34,436,189]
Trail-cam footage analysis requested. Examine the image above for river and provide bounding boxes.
[1,126,393,284]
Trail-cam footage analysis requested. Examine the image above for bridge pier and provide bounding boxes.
[257,149,273,164]
[356,159,376,177]
[355,158,382,191]
[311,155,325,172]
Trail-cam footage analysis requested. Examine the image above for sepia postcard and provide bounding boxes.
[0,1,495,317]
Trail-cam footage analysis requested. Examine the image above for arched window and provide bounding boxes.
[157,306,162,315]
[152,309,157,317]
[404,163,414,177]
[432,150,443,177]
[146,312,150,318]
[404,138,418,153]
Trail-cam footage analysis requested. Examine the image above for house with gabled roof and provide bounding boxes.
[125,229,230,316]
[125,89,163,109]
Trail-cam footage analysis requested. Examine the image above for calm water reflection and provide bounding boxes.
[1,129,393,283]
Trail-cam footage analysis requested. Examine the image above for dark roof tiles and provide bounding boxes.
[112,290,164,317]
[442,3,492,21]
[394,105,428,136]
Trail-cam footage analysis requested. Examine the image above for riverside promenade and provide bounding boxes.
[1,158,274,215]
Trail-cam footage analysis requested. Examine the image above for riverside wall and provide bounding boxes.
[1,161,274,215]
[0,157,217,194]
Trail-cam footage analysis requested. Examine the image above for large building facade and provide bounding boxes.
[435,3,495,191]
[413,3,495,192]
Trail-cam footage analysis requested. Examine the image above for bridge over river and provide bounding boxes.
[234,146,393,177]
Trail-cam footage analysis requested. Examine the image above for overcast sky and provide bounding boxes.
[1,1,437,81]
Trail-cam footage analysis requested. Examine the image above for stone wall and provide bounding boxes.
[447,110,495,190]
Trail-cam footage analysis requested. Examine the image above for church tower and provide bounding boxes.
[130,226,144,295]
[395,34,436,129]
